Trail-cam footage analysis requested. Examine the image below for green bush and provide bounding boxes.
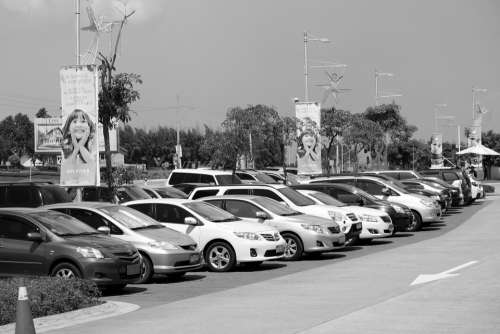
[0,277,101,326]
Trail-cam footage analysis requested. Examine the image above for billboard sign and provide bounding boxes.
[59,65,100,186]
[467,119,482,168]
[430,133,443,168]
[295,102,322,175]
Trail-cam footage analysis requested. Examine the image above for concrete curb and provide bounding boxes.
[0,301,139,334]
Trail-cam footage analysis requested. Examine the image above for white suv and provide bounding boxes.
[124,198,285,272]
[167,169,243,186]
[187,184,362,243]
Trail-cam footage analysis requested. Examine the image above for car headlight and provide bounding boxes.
[148,240,179,250]
[420,199,435,208]
[431,195,440,201]
[234,232,262,240]
[301,224,327,234]
[392,204,405,213]
[361,214,379,222]
[328,210,344,222]
[76,247,104,259]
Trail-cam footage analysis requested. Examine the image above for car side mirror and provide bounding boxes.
[97,226,111,235]
[256,211,269,220]
[27,232,43,242]
[184,217,198,226]
[381,187,391,196]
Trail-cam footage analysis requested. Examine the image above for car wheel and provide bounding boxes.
[282,233,303,260]
[406,210,422,232]
[51,262,82,279]
[135,254,153,284]
[205,242,236,272]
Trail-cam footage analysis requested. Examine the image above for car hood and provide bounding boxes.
[344,206,388,217]
[135,227,195,246]
[217,220,279,234]
[282,214,335,226]
[62,234,136,253]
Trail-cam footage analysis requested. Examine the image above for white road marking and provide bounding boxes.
[410,260,478,286]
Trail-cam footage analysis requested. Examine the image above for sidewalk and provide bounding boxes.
[47,197,500,334]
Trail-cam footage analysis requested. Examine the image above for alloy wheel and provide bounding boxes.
[209,246,231,270]
[55,268,76,279]
[284,237,298,258]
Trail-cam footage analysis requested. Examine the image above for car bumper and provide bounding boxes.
[149,250,203,274]
[420,206,442,222]
[302,232,346,253]
[345,221,362,240]
[80,257,142,286]
[359,221,393,239]
[236,239,287,262]
[392,214,412,231]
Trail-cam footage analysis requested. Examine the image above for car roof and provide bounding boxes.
[123,198,192,206]
[192,183,288,190]
[170,169,238,175]
[0,207,51,214]
[43,202,117,209]
[200,195,261,201]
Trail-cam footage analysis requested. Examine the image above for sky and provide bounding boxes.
[0,0,499,142]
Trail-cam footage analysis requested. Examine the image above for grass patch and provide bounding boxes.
[0,277,101,326]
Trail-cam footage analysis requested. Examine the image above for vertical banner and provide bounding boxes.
[296,102,322,175]
[59,65,100,186]
[430,133,443,169]
[468,119,482,168]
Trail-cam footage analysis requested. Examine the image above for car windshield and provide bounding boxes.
[307,191,346,206]
[253,197,303,216]
[122,186,153,200]
[278,187,315,206]
[154,187,188,199]
[351,188,380,202]
[382,179,409,194]
[254,173,279,184]
[184,201,241,222]
[99,205,164,230]
[215,175,242,185]
[31,211,99,236]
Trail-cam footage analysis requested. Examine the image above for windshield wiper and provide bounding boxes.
[60,232,99,236]
[211,218,237,222]
[281,212,302,216]
[131,225,164,230]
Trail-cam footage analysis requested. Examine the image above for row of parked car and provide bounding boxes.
[0,166,488,290]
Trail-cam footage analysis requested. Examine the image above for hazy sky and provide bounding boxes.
[1,0,499,141]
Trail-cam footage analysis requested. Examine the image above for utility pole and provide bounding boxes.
[76,0,80,65]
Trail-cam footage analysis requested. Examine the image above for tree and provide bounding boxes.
[35,108,51,118]
[344,115,383,171]
[320,108,352,175]
[98,10,141,194]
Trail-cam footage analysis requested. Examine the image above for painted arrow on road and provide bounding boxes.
[410,261,478,286]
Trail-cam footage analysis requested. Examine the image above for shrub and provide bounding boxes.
[0,277,101,326]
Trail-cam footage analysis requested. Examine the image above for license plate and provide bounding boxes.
[276,244,285,254]
[190,254,200,264]
[127,264,140,276]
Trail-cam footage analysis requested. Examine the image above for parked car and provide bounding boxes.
[124,199,286,272]
[258,170,301,186]
[296,189,393,242]
[363,170,422,180]
[79,185,152,203]
[186,184,362,242]
[234,170,279,184]
[419,177,462,206]
[290,183,414,233]
[419,168,473,204]
[308,176,441,231]
[135,184,188,199]
[44,202,202,283]
[400,179,452,211]
[0,208,141,289]
[0,182,70,207]
[200,195,346,260]
[166,169,242,186]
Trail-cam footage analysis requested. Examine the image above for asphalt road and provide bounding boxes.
[103,199,488,309]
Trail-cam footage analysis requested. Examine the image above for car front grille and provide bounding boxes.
[328,226,340,234]
[381,216,392,223]
[113,250,141,264]
[261,233,280,241]
[346,213,358,221]
[264,249,284,257]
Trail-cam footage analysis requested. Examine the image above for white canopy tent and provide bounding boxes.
[456,144,500,156]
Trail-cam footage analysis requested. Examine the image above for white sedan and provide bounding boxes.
[297,189,394,242]
[124,199,286,272]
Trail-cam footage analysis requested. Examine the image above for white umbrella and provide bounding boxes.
[456,144,500,156]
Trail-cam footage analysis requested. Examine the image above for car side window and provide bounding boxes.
[399,172,415,180]
[142,188,157,198]
[0,216,40,240]
[253,189,283,202]
[225,200,260,218]
[129,204,154,217]
[225,189,252,195]
[199,174,214,184]
[156,204,191,224]
[235,173,254,181]
[334,189,361,204]
[6,186,34,206]
[70,209,122,235]
[356,180,385,196]
[191,189,220,200]
[169,172,185,185]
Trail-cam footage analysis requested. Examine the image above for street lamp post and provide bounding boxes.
[304,31,330,102]
[375,69,401,105]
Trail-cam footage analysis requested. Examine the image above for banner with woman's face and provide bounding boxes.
[59,65,99,186]
[295,102,322,175]
[430,133,443,168]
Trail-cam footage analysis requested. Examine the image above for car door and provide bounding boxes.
[154,203,203,245]
[0,214,48,276]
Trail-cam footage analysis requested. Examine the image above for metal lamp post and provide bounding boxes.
[304,31,330,102]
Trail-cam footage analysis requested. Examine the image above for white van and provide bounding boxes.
[167,169,243,186]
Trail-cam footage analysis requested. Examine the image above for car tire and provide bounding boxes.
[135,253,153,284]
[205,242,236,272]
[406,210,422,232]
[282,233,303,261]
[51,262,82,279]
